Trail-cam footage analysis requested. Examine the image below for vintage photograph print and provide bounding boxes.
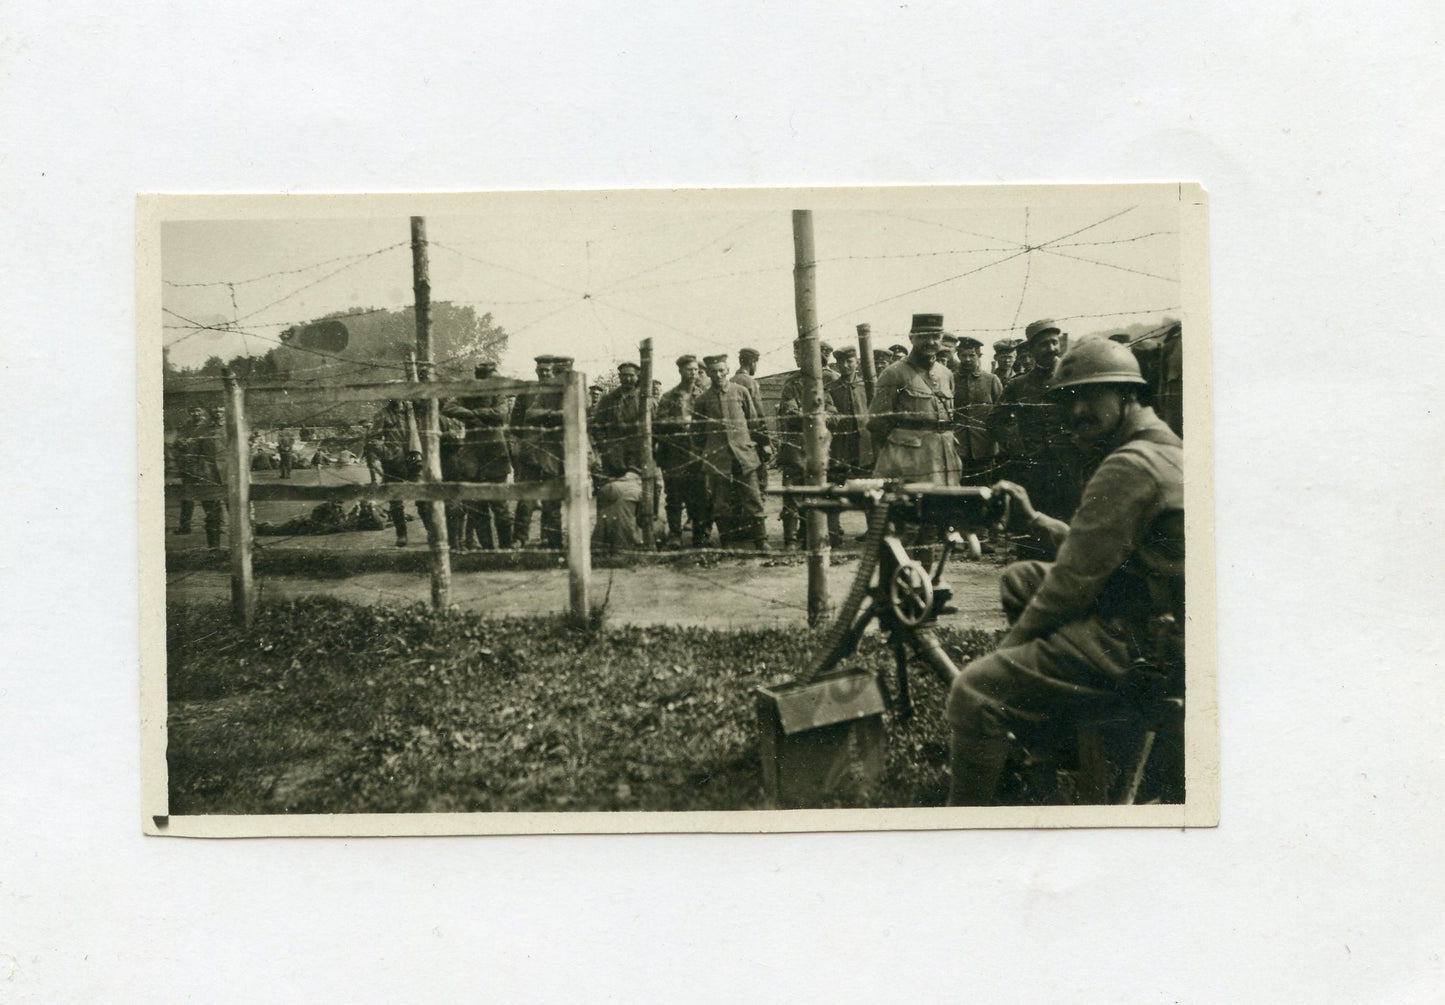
[139,185,1216,835]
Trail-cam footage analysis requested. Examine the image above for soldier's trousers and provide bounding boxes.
[469,458,514,550]
[279,449,293,479]
[379,457,435,542]
[945,561,1141,804]
[661,470,707,542]
[513,461,561,548]
[706,459,765,545]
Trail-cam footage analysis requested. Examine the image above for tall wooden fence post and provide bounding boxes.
[638,338,657,550]
[410,216,451,609]
[792,209,830,626]
[221,369,256,630]
[561,370,592,621]
[856,322,876,404]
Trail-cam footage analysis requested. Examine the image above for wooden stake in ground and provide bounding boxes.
[410,216,451,609]
[561,369,593,621]
[856,322,876,404]
[792,209,830,626]
[221,368,255,630]
[638,337,657,550]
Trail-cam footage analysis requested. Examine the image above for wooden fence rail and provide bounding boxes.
[167,369,591,628]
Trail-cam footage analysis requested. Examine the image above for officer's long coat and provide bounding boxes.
[867,358,960,484]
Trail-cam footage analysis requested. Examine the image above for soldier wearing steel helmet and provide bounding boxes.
[945,337,1184,805]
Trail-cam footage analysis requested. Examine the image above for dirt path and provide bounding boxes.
[167,558,1009,630]
[165,469,1012,630]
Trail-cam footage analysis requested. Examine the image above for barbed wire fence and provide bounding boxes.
[161,207,1183,617]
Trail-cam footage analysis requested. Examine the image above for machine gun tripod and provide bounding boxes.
[755,480,1003,806]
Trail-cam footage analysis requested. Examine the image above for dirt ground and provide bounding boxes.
[165,464,1011,631]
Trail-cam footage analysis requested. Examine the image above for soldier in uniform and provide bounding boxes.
[174,406,207,534]
[594,361,646,476]
[991,339,1017,385]
[693,354,773,551]
[988,319,1081,553]
[442,360,514,550]
[938,332,960,372]
[363,398,435,548]
[510,355,566,549]
[946,339,1184,805]
[888,343,909,365]
[868,314,960,485]
[872,349,894,385]
[775,340,839,550]
[953,335,1004,486]
[732,347,772,504]
[276,427,296,479]
[824,346,873,548]
[654,354,708,548]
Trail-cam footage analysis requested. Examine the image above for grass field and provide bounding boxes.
[165,597,999,814]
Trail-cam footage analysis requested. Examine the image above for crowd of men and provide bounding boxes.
[175,312,1164,566]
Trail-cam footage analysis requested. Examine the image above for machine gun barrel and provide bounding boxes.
[768,480,992,508]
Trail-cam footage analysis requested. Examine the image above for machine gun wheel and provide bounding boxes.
[887,560,933,627]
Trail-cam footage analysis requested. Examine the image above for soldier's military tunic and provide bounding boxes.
[946,407,1184,794]
[176,412,227,546]
[867,358,960,484]
[953,369,1004,484]
[654,380,708,545]
[364,402,434,544]
[442,383,514,549]
[593,385,646,476]
[825,373,873,479]
[987,364,1082,527]
[775,371,838,545]
[693,381,772,546]
[510,380,565,548]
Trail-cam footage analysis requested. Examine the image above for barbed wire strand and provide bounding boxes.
[1038,246,1181,284]
[164,244,406,289]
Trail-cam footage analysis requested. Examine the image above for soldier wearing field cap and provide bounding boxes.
[441,359,514,550]
[988,320,1081,551]
[776,339,840,549]
[595,361,646,477]
[952,335,1004,485]
[511,354,566,549]
[825,346,873,547]
[938,332,960,372]
[946,337,1183,805]
[693,353,773,550]
[888,343,909,364]
[655,354,709,548]
[992,339,1017,384]
[868,313,961,484]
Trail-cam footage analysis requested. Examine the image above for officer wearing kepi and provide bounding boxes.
[945,337,1184,805]
[868,313,960,485]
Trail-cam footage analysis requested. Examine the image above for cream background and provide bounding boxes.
[2,1,1442,1001]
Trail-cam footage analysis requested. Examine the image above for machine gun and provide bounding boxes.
[755,479,1006,806]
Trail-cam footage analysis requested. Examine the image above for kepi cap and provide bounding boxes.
[909,313,947,334]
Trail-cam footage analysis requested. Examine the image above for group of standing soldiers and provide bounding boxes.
[182,312,1105,556]
[359,356,570,551]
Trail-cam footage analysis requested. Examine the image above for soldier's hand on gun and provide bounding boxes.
[989,479,1037,526]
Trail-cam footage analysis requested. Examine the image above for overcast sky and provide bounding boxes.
[159,187,1183,379]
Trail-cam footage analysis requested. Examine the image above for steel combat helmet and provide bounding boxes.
[1048,337,1147,392]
